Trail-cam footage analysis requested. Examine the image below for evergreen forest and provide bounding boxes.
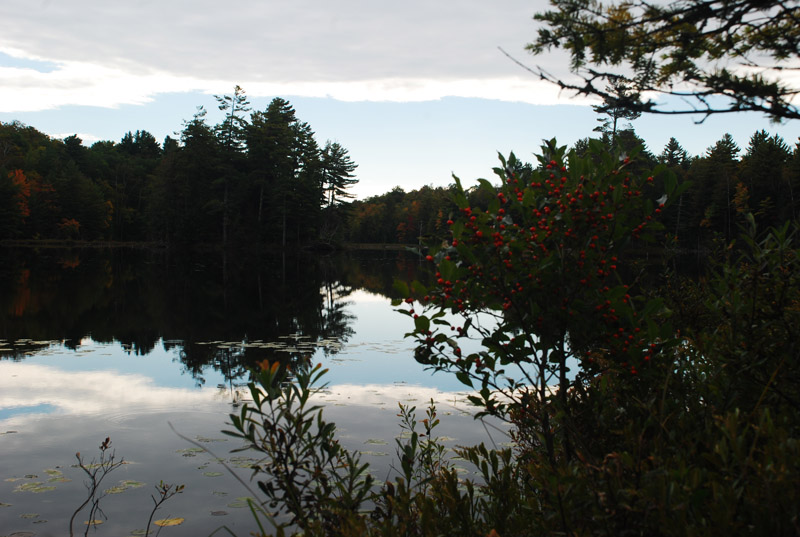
[0,92,359,248]
[2,94,798,251]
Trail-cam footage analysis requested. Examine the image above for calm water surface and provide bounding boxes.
[0,248,507,536]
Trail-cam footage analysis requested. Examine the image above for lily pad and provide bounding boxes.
[154,517,185,527]
[364,438,388,445]
[203,472,223,477]
[210,510,228,516]
[176,447,204,457]
[105,480,144,494]
[195,436,226,443]
[0,502,12,507]
[19,513,39,519]
[14,482,56,493]
[228,456,259,468]
[359,451,388,457]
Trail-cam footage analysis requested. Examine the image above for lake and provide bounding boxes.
[0,247,508,536]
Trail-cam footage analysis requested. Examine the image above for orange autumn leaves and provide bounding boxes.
[8,168,56,223]
[10,169,31,219]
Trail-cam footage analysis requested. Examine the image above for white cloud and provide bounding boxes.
[0,361,480,427]
[0,362,218,418]
[0,0,579,111]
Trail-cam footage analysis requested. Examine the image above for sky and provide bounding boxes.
[1,0,797,200]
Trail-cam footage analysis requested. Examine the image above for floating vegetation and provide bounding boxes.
[195,335,344,356]
[203,472,223,477]
[358,451,388,457]
[228,456,259,469]
[42,469,70,483]
[0,502,11,507]
[19,513,39,519]
[0,431,17,435]
[154,517,185,527]
[212,490,228,496]
[105,480,145,494]
[195,436,227,443]
[13,481,56,493]
[211,510,228,516]
[176,447,205,457]
[364,439,388,445]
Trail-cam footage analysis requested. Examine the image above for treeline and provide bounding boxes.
[0,90,358,247]
[345,128,800,249]
[2,101,798,250]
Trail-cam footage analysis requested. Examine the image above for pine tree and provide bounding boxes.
[321,141,358,208]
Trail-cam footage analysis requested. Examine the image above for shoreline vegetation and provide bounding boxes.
[0,238,414,251]
[2,114,798,254]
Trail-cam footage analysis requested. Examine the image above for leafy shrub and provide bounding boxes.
[225,141,800,536]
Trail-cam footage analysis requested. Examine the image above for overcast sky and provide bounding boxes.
[1,0,797,198]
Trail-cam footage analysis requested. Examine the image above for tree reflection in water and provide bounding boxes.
[0,246,427,387]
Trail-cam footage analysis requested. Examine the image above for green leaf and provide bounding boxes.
[439,258,456,280]
[411,280,429,296]
[393,279,410,297]
[455,371,473,387]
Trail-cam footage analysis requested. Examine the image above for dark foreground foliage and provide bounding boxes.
[224,141,800,536]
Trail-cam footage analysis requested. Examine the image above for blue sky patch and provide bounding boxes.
[0,52,59,73]
[0,403,58,420]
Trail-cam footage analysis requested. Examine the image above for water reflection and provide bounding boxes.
[0,247,510,536]
[0,247,427,382]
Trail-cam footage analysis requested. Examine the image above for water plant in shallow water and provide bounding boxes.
[69,437,126,537]
[65,437,184,537]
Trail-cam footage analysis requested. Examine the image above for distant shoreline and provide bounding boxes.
[0,239,416,252]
